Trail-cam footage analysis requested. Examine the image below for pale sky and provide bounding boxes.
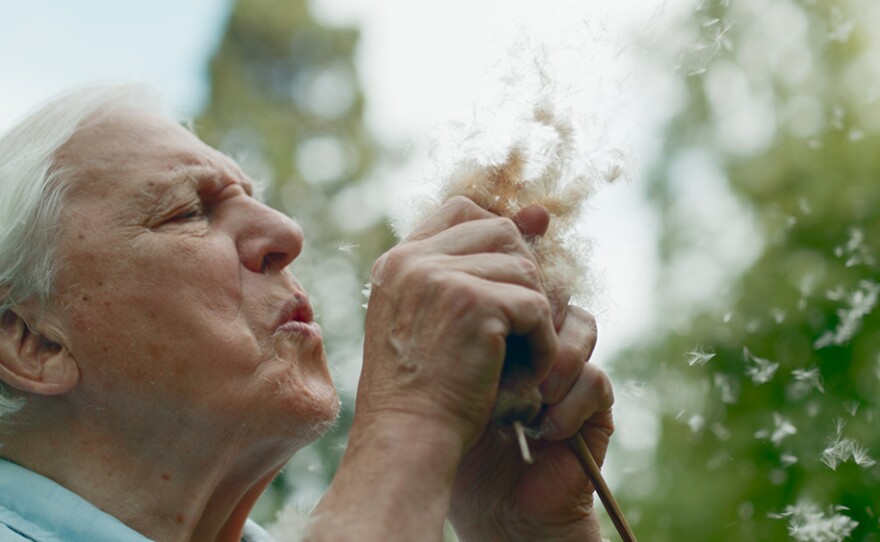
[0,0,232,128]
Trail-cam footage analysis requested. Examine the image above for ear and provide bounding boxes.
[0,309,80,396]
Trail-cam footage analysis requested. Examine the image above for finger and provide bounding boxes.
[432,253,546,293]
[408,196,497,241]
[512,204,550,238]
[414,216,536,259]
[579,408,615,468]
[476,279,558,382]
[539,363,614,441]
[371,215,536,289]
[539,307,598,404]
[551,296,569,332]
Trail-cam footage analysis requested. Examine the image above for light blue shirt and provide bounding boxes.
[0,459,275,542]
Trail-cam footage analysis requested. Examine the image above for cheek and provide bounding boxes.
[71,235,242,326]
[150,238,246,315]
[60,254,252,393]
[66,302,183,394]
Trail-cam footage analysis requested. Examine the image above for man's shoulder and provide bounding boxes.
[0,500,56,542]
[0,522,40,542]
[0,459,153,542]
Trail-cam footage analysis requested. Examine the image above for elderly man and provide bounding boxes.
[0,85,614,542]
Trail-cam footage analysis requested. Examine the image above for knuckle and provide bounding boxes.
[589,367,614,408]
[444,196,488,220]
[454,279,485,306]
[409,258,446,290]
[570,307,599,349]
[445,194,476,209]
[488,217,530,256]
[431,196,496,231]
[370,252,392,282]
[569,306,598,335]
[516,257,541,286]
[373,244,433,290]
[373,246,406,277]
[480,314,508,341]
[533,294,553,322]
[445,280,490,320]
[494,216,521,239]
[583,311,598,337]
[556,336,582,368]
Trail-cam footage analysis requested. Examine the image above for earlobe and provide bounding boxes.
[0,309,80,396]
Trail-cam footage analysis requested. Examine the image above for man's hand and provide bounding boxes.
[449,306,614,542]
[310,196,613,542]
[356,196,559,449]
[311,196,562,541]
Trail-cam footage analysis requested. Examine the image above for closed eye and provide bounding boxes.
[176,209,204,220]
[167,203,207,223]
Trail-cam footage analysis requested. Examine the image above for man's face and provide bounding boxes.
[49,109,339,446]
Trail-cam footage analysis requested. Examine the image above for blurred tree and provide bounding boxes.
[196,0,394,521]
[614,0,880,540]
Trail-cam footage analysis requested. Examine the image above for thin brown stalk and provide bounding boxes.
[567,433,638,542]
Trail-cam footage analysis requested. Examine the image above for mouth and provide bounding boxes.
[274,293,322,337]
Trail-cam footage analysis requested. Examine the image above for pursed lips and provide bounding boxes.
[273,293,322,338]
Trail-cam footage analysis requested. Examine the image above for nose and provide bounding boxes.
[235,200,304,274]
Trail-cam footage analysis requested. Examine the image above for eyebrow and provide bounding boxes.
[138,165,256,210]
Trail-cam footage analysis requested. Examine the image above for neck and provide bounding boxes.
[1,404,302,542]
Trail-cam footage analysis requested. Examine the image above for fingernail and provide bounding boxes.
[540,416,557,439]
[540,373,560,402]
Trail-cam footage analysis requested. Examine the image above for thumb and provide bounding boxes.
[511,205,569,329]
[512,204,550,238]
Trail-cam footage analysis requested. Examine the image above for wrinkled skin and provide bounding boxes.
[314,196,614,541]
[450,307,613,541]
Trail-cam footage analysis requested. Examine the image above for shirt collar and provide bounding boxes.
[0,458,153,542]
[0,459,276,542]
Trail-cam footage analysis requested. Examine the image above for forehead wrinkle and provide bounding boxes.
[170,162,256,196]
[136,162,255,209]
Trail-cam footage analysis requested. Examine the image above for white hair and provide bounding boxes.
[0,83,164,418]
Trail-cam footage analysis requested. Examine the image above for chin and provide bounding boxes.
[307,399,342,441]
[309,384,342,435]
[284,378,341,444]
[255,346,340,440]
[303,353,341,433]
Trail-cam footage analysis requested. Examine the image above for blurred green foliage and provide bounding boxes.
[613,0,880,540]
